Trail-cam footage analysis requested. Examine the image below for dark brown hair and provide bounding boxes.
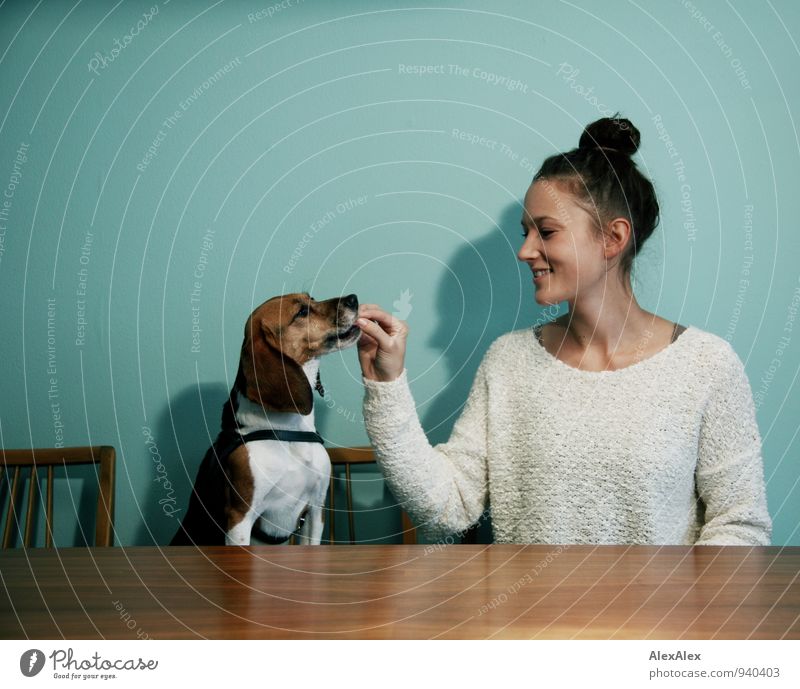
[532,114,659,285]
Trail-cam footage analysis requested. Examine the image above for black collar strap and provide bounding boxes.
[241,429,324,444]
[214,428,324,473]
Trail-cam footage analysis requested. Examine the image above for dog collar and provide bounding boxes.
[240,429,324,444]
[314,370,325,397]
[214,428,324,469]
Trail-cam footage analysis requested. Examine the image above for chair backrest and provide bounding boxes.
[325,446,417,545]
[1,446,116,548]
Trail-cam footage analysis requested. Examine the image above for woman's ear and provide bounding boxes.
[603,216,632,260]
[239,319,313,415]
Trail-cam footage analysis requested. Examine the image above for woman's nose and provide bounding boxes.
[517,234,543,262]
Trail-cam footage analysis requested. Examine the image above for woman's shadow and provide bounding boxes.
[417,201,554,542]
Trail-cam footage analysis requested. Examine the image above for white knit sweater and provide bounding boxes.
[362,325,772,545]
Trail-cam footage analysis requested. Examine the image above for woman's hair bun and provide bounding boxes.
[578,113,640,156]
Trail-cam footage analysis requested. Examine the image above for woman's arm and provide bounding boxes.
[357,305,489,540]
[694,344,772,545]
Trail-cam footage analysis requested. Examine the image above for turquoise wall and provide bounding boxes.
[1,0,798,546]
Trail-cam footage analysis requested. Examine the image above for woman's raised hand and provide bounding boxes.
[356,304,408,382]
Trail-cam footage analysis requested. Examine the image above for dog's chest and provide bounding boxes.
[244,440,330,508]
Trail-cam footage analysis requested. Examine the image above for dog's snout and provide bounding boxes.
[339,294,358,310]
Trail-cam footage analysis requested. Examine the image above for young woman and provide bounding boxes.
[355,116,771,546]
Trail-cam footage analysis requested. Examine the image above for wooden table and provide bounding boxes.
[1,545,798,639]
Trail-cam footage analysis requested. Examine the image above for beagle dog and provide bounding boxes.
[170,293,360,546]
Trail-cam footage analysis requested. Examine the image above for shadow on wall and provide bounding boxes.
[422,202,543,442]
[140,382,229,546]
[417,202,551,542]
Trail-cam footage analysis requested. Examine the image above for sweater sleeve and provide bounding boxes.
[694,344,772,545]
[361,357,490,541]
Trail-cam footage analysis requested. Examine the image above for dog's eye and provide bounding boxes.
[295,305,309,319]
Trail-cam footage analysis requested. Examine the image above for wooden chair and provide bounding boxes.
[325,446,417,544]
[1,446,116,548]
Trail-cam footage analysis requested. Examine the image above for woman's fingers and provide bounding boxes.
[357,330,379,348]
[358,304,392,321]
[355,303,408,382]
[355,316,394,349]
[358,304,407,338]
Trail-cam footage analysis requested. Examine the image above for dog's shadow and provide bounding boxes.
[138,382,228,546]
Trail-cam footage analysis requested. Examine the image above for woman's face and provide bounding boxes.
[518,178,607,306]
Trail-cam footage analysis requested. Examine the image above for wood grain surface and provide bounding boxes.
[1,545,797,639]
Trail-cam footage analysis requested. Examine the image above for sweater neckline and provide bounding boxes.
[530,323,695,375]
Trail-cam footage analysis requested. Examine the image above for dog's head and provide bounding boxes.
[238,293,360,414]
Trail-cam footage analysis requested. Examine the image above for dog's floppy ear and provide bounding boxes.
[240,318,313,415]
